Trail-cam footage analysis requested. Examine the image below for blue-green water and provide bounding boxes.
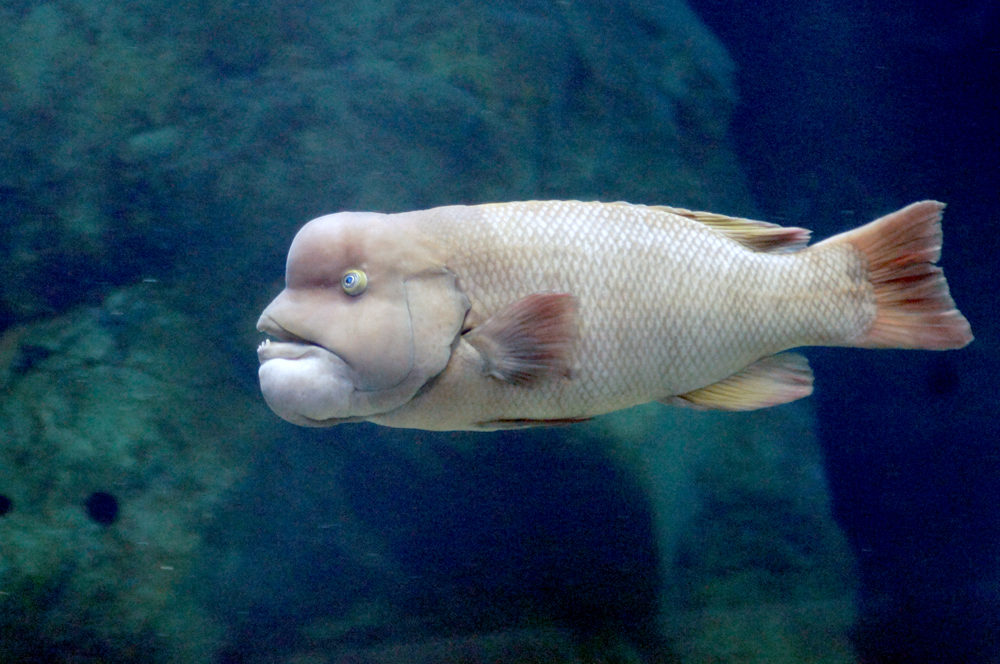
[0,1,995,662]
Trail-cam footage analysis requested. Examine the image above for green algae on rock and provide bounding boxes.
[0,285,272,663]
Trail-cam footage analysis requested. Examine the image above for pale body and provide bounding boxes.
[371,202,863,429]
[257,200,971,431]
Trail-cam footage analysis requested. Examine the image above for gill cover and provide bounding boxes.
[257,211,468,426]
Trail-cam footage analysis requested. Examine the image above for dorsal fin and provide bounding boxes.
[649,205,811,253]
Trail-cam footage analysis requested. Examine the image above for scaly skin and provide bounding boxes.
[371,201,872,430]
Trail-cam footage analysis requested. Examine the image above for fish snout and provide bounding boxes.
[256,312,301,341]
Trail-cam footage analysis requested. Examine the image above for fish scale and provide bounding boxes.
[405,201,842,423]
[257,199,971,430]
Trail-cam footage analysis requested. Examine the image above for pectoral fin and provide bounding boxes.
[464,292,578,386]
[663,353,814,411]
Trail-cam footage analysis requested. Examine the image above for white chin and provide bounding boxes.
[258,344,355,425]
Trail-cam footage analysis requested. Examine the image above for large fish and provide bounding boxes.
[256,200,972,430]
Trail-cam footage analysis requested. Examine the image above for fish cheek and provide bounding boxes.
[319,283,417,392]
[402,271,470,384]
[263,283,417,393]
[323,270,467,419]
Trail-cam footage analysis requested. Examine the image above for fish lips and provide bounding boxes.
[256,313,372,426]
[257,339,359,426]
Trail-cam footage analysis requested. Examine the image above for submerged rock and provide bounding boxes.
[0,284,273,662]
[0,0,751,329]
[0,1,855,662]
[574,402,858,664]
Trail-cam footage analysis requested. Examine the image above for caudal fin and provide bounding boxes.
[815,200,973,350]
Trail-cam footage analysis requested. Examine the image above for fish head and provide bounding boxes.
[256,211,468,426]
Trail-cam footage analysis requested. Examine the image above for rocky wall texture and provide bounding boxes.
[0,1,857,662]
[0,285,273,662]
[0,0,750,333]
[196,402,856,664]
[584,404,858,664]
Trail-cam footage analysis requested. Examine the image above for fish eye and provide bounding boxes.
[341,269,367,296]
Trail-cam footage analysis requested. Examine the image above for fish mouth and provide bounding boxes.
[253,311,419,425]
[255,317,354,425]
[256,314,330,362]
[257,337,317,362]
[256,313,383,426]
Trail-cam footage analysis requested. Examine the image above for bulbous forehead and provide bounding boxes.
[284,211,446,287]
[285,212,383,289]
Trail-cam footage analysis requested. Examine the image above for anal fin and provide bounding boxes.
[663,353,814,411]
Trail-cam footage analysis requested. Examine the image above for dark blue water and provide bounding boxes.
[690,0,999,660]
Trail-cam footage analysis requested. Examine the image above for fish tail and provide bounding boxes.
[816,200,973,350]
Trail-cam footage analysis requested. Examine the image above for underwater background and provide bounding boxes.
[0,0,996,662]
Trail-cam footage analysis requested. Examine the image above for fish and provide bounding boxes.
[256,200,972,431]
